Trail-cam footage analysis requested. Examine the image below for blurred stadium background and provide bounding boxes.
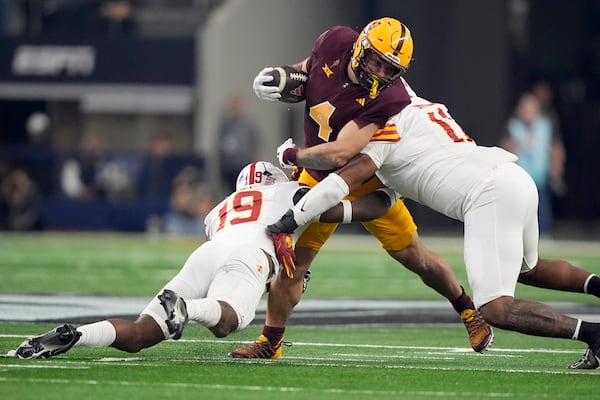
[0,0,599,237]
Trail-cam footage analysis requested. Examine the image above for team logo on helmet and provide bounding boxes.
[236,161,289,191]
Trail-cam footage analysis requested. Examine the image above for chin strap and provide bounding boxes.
[369,77,379,98]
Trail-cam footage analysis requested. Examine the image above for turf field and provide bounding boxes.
[1,233,600,399]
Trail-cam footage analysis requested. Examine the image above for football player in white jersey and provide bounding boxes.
[11,161,395,360]
[268,92,600,369]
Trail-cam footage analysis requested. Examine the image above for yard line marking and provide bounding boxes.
[0,364,89,369]
[1,334,584,356]
[173,338,584,355]
[0,376,515,397]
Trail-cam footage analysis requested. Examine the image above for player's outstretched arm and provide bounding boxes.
[279,122,379,170]
[319,187,398,223]
[267,154,380,236]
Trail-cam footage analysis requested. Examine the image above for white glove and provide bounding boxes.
[253,67,281,101]
[277,138,297,168]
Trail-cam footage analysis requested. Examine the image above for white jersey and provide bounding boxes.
[204,181,308,259]
[359,93,539,308]
[363,97,517,221]
[143,181,309,337]
[289,87,539,308]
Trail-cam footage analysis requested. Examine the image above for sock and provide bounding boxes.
[75,320,117,347]
[450,286,475,314]
[262,325,285,348]
[186,298,222,328]
[575,321,600,347]
[584,275,600,298]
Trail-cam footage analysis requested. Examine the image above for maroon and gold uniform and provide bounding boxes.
[296,26,416,252]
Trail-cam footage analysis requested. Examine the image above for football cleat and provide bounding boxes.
[460,309,494,353]
[158,289,188,340]
[568,348,600,369]
[15,324,81,359]
[228,335,284,359]
[302,270,311,293]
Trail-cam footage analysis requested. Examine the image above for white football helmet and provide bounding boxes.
[235,161,289,191]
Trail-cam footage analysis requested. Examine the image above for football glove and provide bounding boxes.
[270,232,296,279]
[277,138,297,168]
[267,209,299,234]
[253,67,281,101]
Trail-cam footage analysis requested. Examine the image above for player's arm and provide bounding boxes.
[270,163,388,279]
[319,187,397,223]
[291,58,309,73]
[280,121,379,170]
[269,154,379,233]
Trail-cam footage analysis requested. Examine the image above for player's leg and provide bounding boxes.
[264,246,316,327]
[389,231,463,300]
[104,316,165,352]
[228,223,332,359]
[362,197,493,352]
[13,315,165,359]
[471,163,600,368]
[518,259,600,297]
[204,247,274,339]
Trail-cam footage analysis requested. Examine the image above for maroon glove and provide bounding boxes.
[270,232,296,279]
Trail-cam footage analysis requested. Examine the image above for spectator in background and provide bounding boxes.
[61,133,107,200]
[163,166,215,237]
[21,111,59,197]
[530,81,567,197]
[218,95,261,193]
[500,92,558,236]
[138,131,177,200]
[0,167,43,230]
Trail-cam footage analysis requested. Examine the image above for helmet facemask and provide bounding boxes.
[353,49,405,98]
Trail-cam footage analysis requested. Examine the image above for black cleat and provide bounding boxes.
[158,289,188,340]
[568,348,600,369]
[15,324,81,359]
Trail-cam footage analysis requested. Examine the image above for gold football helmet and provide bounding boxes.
[351,17,414,98]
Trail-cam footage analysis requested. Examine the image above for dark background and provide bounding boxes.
[0,0,599,236]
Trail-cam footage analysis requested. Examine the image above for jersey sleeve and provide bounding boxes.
[361,142,389,169]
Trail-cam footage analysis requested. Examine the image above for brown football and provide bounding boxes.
[264,66,308,103]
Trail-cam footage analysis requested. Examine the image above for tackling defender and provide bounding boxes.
[10,162,395,359]
[230,17,493,359]
[266,87,600,369]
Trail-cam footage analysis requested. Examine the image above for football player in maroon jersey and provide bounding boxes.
[230,17,493,359]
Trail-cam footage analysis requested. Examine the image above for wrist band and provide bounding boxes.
[341,200,352,224]
[284,147,299,165]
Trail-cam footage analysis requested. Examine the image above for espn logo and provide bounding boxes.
[12,45,96,77]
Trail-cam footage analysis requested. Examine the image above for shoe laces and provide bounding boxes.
[461,309,485,331]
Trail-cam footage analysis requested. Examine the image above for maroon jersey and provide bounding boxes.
[303,26,411,181]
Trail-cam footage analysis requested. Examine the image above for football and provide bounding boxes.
[265,66,308,103]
